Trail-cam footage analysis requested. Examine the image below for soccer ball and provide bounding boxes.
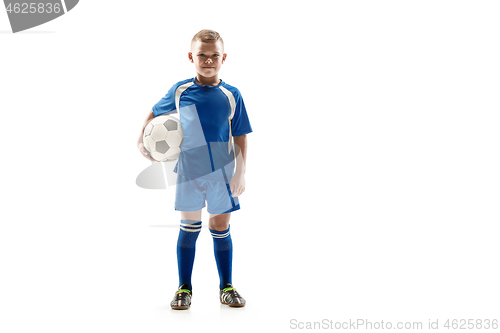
[143,115,183,161]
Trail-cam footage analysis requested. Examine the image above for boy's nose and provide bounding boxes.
[205,58,213,64]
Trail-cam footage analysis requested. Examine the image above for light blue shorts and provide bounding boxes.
[175,174,240,214]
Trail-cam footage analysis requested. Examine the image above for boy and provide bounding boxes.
[137,29,252,309]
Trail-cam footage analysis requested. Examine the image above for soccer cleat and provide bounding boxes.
[170,284,192,310]
[219,283,246,307]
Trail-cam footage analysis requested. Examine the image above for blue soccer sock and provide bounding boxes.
[176,220,202,290]
[210,226,233,290]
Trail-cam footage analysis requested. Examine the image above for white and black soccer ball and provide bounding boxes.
[143,115,183,161]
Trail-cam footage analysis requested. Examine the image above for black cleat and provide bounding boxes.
[170,284,192,310]
[219,283,246,307]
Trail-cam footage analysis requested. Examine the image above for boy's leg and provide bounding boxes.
[171,175,205,309]
[209,213,232,289]
[210,212,246,307]
[176,209,203,290]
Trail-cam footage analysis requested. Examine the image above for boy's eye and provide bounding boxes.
[197,54,219,58]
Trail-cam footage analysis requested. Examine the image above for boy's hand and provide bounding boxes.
[230,171,245,197]
[138,141,156,162]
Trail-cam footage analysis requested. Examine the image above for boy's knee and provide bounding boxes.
[209,213,231,231]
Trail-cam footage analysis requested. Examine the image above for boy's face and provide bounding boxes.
[189,40,226,79]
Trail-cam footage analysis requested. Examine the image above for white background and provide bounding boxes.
[1,1,499,332]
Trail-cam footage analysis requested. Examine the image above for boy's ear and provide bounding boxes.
[188,52,194,63]
[222,53,227,63]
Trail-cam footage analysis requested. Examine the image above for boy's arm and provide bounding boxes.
[230,134,247,197]
[137,110,156,161]
[233,134,247,174]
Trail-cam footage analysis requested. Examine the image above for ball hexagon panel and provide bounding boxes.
[150,124,168,142]
[166,131,183,147]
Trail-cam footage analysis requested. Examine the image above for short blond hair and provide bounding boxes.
[191,29,224,50]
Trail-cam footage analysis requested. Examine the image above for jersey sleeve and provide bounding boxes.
[152,84,178,117]
[231,92,253,137]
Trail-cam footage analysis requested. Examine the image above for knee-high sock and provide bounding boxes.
[210,226,233,290]
[176,220,201,290]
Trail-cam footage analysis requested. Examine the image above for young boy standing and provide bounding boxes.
[137,29,252,309]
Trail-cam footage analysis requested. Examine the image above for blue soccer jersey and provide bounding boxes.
[152,78,252,181]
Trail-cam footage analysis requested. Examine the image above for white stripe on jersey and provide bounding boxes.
[219,86,236,154]
[175,82,194,115]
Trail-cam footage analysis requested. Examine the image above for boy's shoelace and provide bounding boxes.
[176,289,191,295]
